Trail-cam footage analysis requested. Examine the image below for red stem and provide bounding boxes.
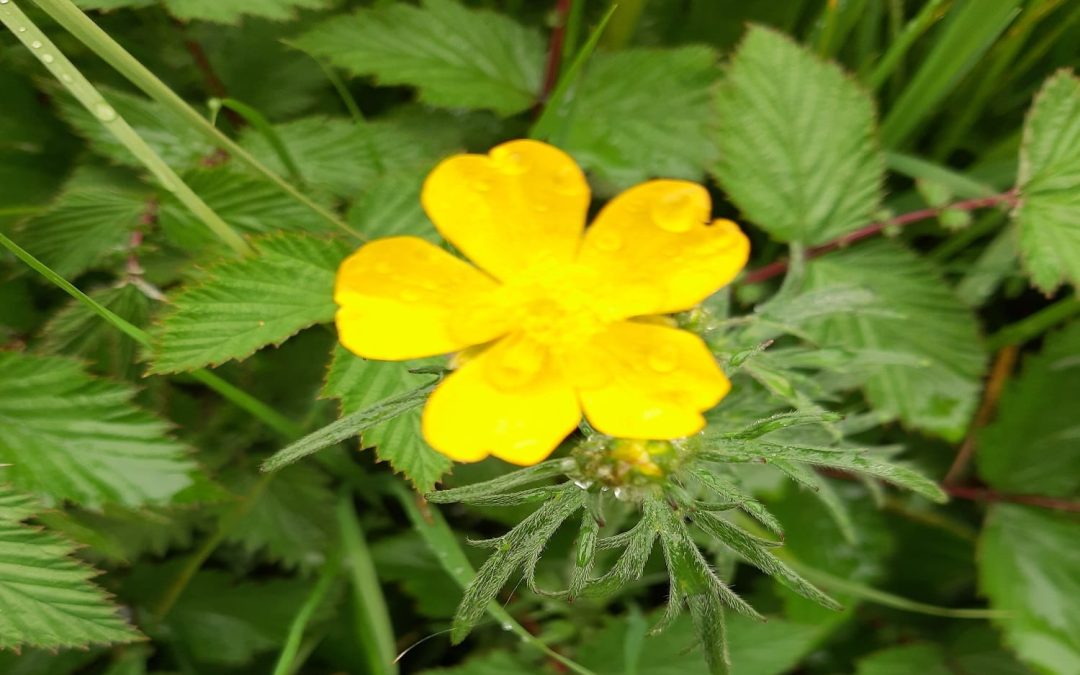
[742,191,1019,285]
[942,485,1080,513]
[540,0,572,100]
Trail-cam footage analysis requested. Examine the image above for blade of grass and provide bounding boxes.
[214,97,304,185]
[986,295,1080,350]
[30,0,359,240]
[2,0,250,255]
[337,492,398,675]
[600,0,645,50]
[0,230,302,438]
[388,482,598,675]
[862,0,950,90]
[886,152,999,198]
[530,3,618,143]
[932,0,1068,158]
[879,0,1020,148]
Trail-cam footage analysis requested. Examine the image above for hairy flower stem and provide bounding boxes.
[742,191,1019,284]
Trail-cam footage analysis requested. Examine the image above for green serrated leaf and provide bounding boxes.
[150,233,351,374]
[162,0,331,24]
[1014,69,1080,292]
[15,187,147,279]
[978,320,1080,497]
[713,25,884,245]
[323,347,452,491]
[55,86,215,172]
[0,487,141,650]
[347,172,439,241]
[157,166,335,251]
[0,352,200,508]
[979,505,1080,674]
[292,0,544,116]
[801,241,987,441]
[224,462,337,572]
[42,283,151,379]
[560,46,719,191]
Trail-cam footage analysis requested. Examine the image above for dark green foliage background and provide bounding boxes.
[0,0,1078,673]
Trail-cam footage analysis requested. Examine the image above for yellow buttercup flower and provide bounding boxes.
[334,140,749,466]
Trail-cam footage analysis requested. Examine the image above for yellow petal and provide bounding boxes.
[422,334,581,465]
[578,180,750,317]
[421,140,590,281]
[335,236,505,360]
[576,321,730,439]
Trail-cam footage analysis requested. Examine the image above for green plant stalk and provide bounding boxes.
[215,98,305,184]
[388,483,598,675]
[531,3,618,143]
[600,0,646,50]
[30,0,359,240]
[337,493,398,675]
[879,0,1020,148]
[561,0,587,64]
[864,0,950,90]
[932,0,1067,158]
[1,0,250,256]
[885,152,998,199]
[0,231,301,439]
[986,295,1080,350]
[1006,1,1080,82]
[317,59,366,124]
[153,473,274,619]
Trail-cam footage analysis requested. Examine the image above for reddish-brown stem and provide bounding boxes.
[942,485,1080,513]
[820,468,1080,513]
[742,191,1019,285]
[943,345,1019,486]
[540,0,573,100]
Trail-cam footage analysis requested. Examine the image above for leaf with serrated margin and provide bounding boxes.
[978,321,1080,498]
[292,0,544,116]
[979,505,1080,674]
[561,47,719,191]
[322,347,451,491]
[801,241,987,441]
[1014,70,1080,292]
[0,486,142,650]
[713,25,884,245]
[0,353,201,509]
[150,233,351,374]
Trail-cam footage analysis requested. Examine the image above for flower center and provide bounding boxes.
[501,261,611,349]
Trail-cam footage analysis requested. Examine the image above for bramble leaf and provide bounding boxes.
[1014,69,1080,292]
[292,0,544,116]
[978,320,1080,497]
[801,241,987,441]
[560,47,719,190]
[0,486,142,650]
[980,505,1080,674]
[713,26,884,245]
[150,233,351,374]
[0,352,201,509]
[322,347,451,491]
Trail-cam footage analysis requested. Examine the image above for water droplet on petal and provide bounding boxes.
[30,40,42,49]
[552,166,584,195]
[93,103,117,121]
[651,187,704,233]
[591,230,622,252]
[61,73,73,83]
[485,341,545,390]
[647,343,680,373]
[573,479,593,490]
[41,54,54,64]
[18,27,28,33]
[491,147,529,175]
